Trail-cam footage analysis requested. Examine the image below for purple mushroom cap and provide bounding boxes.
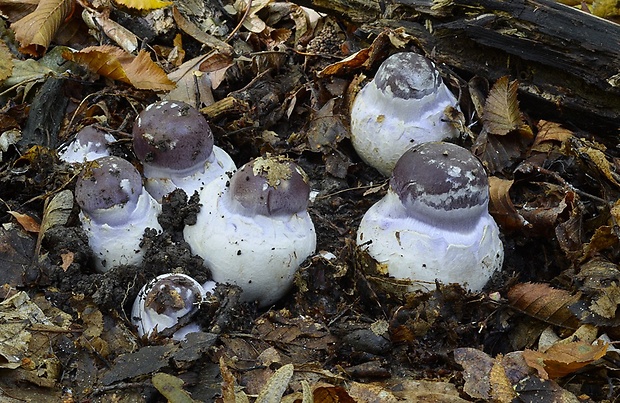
[390,142,489,227]
[229,156,310,217]
[374,52,443,100]
[74,126,111,151]
[133,101,214,171]
[75,156,143,213]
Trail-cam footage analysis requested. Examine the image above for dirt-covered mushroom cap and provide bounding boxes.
[75,156,142,213]
[390,142,489,228]
[350,52,460,176]
[228,155,310,217]
[60,126,114,163]
[131,273,209,341]
[133,101,214,171]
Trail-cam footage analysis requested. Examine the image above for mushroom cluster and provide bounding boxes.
[350,52,460,176]
[75,156,162,272]
[133,100,236,201]
[183,155,317,307]
[357,142,503,292]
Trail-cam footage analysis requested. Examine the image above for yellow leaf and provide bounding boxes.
[113,0,172,11]
[63,45,175,91]
[11,0,74,56]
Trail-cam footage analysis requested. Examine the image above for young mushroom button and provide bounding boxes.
[131,273,215,341]
[350,52,460,176]
[133,100,236,202]
[183,155,317,307]
[356,142,503,292]
[75,156,162,272]
[59,126,114,163]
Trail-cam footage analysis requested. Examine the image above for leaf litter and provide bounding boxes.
[0,0,620,401]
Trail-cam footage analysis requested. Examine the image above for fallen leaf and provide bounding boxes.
[489,355,517,403]
[313,385,356,402]
[7,211,40,233]
[113,0,172,10]
[63,46,175,90]
[317,29,393,78]
[522,339,607,379]
[488,176,528,230]
[577,145,620,187]
[0,42,14,83]
[152,373,198,403]
[507,283,581,329]
[483,76,532,137]
[60,251,74,271]
[531,120,573,154]
[11,0,74,56]
[255,363,294,403]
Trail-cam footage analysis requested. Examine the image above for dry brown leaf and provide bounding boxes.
[531,120,573,153]
[582,225,619,260]
[113,0,171,10]
[172,7,232,54]
[490,355,517,403]
[220,356,241,403]
[0,42,14,83]
[313,385,356,403]
[589,283,620,319]
[507,283,581,329]
[454,347,493,399]
[60,251,74,271]
[522,339,607,379]
[255,364,294,403]
[577,146,620,187]
[11,0,74,56]
[488,176,528,230]
[317,29,393,78]
[63,45,175,91]
[483,76,533,137]
[7,211,40,233]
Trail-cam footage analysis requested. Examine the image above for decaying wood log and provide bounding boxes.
[294,0,620,132]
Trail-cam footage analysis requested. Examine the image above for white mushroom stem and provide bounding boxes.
[142,146,235,201]
[358,191,503,292]
[184,175,316,307]
[80,190,161,272]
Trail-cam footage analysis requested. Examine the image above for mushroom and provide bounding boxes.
[131,273,215,340]
[350,52,460,176]
[75,156,162,272]
[183,155,316,307]
[132,100,236,202]
[356,142,503,292]
[59,126,114,163]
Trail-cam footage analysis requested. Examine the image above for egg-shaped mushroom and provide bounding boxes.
[133,100,236,201]
[356,142,503,292]
[183,155,316,307]
[59,126,114,163]
[350,52,460,176]
[75,156,162,272]
[131,273,215,341]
